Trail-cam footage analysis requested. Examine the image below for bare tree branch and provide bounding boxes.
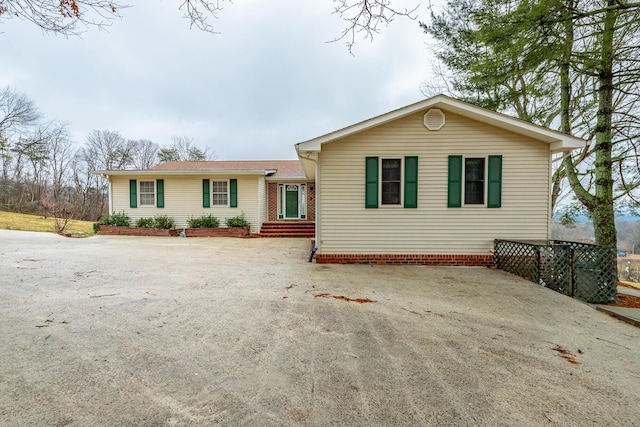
[178,0,227,33]
[2,0,419,51]
[330,0,419,52]
[0,0,127,35]
[158,135,216,163]
[0,86,40,138]
[129,139,159,169]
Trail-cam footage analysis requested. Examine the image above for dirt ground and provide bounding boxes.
[614,285,640,308]
[1,230,640,426]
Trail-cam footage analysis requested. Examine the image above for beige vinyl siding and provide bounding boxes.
[110,175,262,233]
[317,110,551,255]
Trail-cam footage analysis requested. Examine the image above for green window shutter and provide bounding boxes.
[487,155,503,208]
[448,155,462,208]
[365,156,379,208]
[129,179,137,208]
[156,179,164,208]
[230,179,238,208]
[404,156,418,208]
[202,179,210,208]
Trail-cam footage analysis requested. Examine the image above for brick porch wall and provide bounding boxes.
[306,182,316,221]
[267,182,315,221]
[268,182,278,221]
[315,254,494,267]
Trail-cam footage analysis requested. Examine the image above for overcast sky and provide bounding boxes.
[0,1,440,161]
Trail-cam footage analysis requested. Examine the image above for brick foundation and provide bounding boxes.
[99,226,250,237]
[99,226,179,237]
[314,253,494,266]
[184,226,250,237]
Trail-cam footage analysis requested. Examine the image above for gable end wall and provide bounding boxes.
[316,110,551,257]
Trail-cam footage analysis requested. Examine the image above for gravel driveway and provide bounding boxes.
[1,230,639,426]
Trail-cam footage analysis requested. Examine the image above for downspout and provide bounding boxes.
[300,151,319,261]
[312,154,318,245]
[310,154,320,261]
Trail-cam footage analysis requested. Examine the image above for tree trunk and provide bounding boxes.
[592,2,617,247]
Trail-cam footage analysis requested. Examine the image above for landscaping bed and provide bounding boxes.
[98,226,179,237]
[184,226,251,237]
[611,283,640,308]
[98,225,251,237]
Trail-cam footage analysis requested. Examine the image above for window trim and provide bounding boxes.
[380,157,404,207]
[211,179,230,207]
[448,155,502,208]
[463,157,486,207]
[138,180,156,207]
[365,156,418,209]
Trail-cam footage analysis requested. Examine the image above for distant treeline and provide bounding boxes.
[0,87,214,222]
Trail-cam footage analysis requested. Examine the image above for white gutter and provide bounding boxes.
[91,169,272,176]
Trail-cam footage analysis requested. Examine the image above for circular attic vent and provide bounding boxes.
[423,108,445,130]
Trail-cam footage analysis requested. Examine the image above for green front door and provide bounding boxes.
[285,185,299,218]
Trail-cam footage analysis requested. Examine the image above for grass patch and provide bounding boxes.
[0,211,95,237]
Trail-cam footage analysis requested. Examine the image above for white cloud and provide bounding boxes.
[0,1,439,161]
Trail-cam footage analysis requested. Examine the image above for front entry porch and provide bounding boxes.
[258,221,315,238]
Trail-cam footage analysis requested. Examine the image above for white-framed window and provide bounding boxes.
[212,180,228,206]
[464,157,485,205]
[381,158,402,205]
[139,180,155,206]
[447,155,502,209]
[365,156,418,209]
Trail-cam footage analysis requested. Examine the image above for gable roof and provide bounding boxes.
[296,94,586,154]
[94,160,305,179]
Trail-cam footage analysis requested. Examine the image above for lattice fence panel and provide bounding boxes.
[572,246,617,304]
[494,239,617,304]
[494,240,539,283]
[538,246,571,295]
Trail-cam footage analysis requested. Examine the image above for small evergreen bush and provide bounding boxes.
[225,214,250,228]
[187,214,219,228]
[136,217,155,228]
[108,212,131,226]
[96,211,131,229]
[152,215,175,229]
[135,215,175,229]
